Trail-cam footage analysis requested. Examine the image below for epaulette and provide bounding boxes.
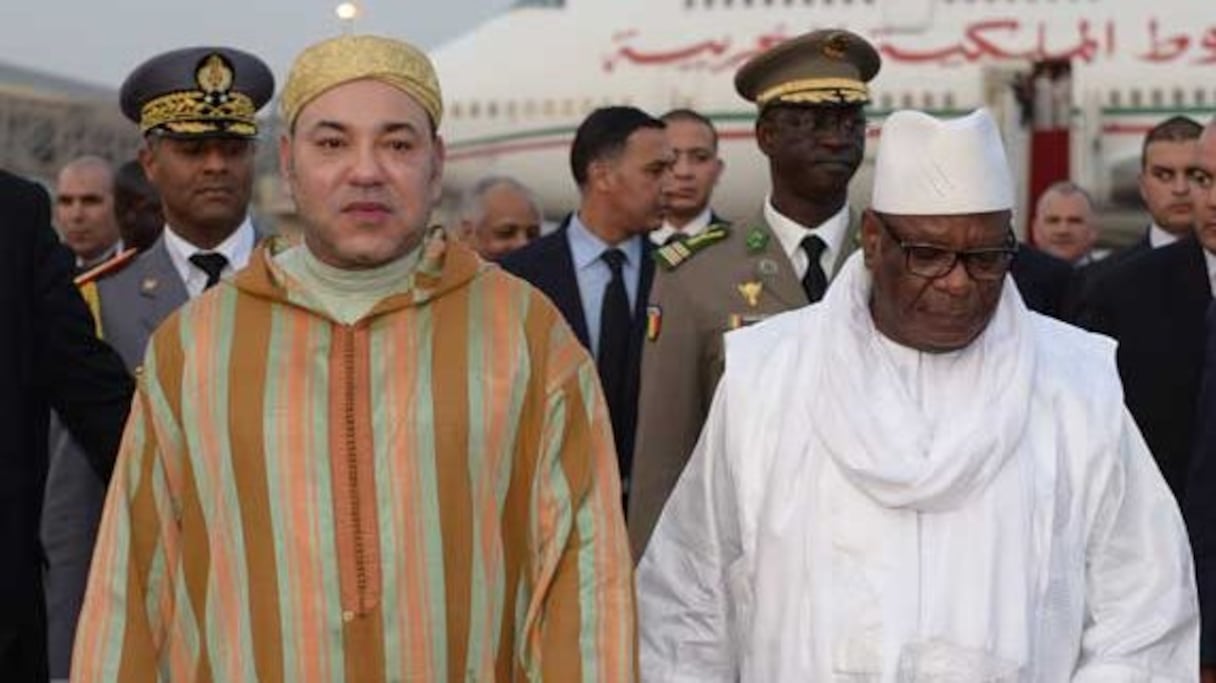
[74,247,139,287]
[653,223,731,271]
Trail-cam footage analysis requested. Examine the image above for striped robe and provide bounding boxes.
[72,234,636,682]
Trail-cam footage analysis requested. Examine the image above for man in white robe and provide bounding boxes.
[636,109,1199,682]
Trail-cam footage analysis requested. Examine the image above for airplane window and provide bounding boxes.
[524,100,536,117]
[1150,89,1163,108]
[1109,90,1121,108]
[1129,89,1142,108]
[1172,89,1185,107]
[924,92,936,109]
[487,101,499,118]
[543,100,555,116]
[470,101,481,118]
[1196,90,1207,106]
[944,92,956,109]
[450,102,463,119]
[879,93,894,110]
[506,101,517,118]
[900,93,914,108]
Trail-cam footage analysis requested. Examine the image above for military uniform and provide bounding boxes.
[42,46,273,680]
[627,29,881,557]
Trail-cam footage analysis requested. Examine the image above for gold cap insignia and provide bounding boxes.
[823,33,850,61]
[196,54,235,105]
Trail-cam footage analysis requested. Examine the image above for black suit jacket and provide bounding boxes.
[1076,237,1211,495]
[0,171,133,679]
[1009,244,1073,320]
[1186,302,1216,664]
[501,218,654,478]
[1062,231,1154,320]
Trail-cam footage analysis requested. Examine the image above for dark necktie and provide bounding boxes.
[800,234,829,303]
[189,252,229,290]
[598,248,632,473]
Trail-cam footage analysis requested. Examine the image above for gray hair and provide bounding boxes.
[58,155,114,183]
[1036,180,1094,215]
[459,175,543,226]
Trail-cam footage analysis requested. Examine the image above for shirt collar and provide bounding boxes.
[76,239,123,270]
[651,206,714,245]
[1149,223,1180,249]
[162,216,255,283]
[568,212,643,271]
[764,197,850,262]
[1203,246,1216,299]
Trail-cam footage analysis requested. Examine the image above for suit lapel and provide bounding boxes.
[549,221,592,348]
[745,212,807,309]
[137,236,190,335]
[1173,239,1213,332]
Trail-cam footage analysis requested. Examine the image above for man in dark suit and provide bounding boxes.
[41,45,275,679]
[1065,116,1203,317]
[1076,115,1215,499]
[502,106,672,490]
[1174,117,1216,683]
[0,169,134,682]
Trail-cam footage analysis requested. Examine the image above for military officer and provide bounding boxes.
[42,46,273,680]
[627,29,881,558]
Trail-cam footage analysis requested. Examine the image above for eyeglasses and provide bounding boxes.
[766,104,867,136]
[875,214,1017,282]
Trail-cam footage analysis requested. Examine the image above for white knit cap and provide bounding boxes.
[871,108,1014,215]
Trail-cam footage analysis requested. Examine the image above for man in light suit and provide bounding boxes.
[627,29,879,557]
[502,106,673,496]
[41,45,273,680]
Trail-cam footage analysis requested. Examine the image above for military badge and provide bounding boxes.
[141,277,159,293]
[745,226,769,253]
[823,32,850,61]
[738,280,763,308]
[756,258,780,277]
[196,53,235,105]
[646,305,662,341]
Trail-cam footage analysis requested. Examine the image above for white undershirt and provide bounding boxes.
[161,218,255,299]
[764,198,850,279]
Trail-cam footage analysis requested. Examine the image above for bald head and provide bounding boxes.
[1033,181,1097,265]
[458,176,542,261]
[56,156,121,263]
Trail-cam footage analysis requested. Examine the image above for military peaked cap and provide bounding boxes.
[735,29,881,109]
[120,47,274,138]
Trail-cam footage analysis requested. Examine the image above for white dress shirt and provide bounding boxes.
[1149,223,1180,249]
[162,217,255,299]
[764,198,850,280]
[650,206,714,246]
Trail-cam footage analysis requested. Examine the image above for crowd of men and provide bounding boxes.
[2,24,1215,683]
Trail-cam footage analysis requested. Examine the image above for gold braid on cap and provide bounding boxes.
[139,53,258,136]
[757,77,870,107]
[280,35,443,128]
[139,90,257,135]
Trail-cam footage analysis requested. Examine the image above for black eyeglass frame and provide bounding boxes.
[874,213,1018,282]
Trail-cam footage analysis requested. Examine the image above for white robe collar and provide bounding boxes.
[811,254,1036,511]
